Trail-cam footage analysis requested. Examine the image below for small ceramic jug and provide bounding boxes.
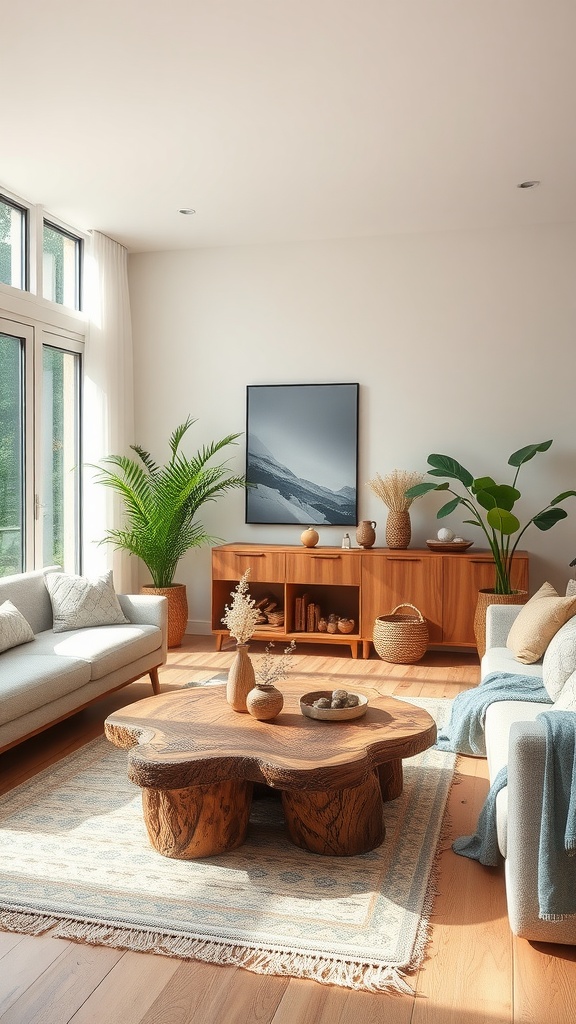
[356,520,377,548]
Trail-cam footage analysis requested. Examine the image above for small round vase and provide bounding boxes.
[301,528,319,548]
[246,683,284,721]
[226,644,256,713]
[356,520,376,548]
[386,510,411,549]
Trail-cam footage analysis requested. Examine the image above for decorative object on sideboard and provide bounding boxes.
[246,640,296,721]
[91,415,245,649]
[368,470,424,550]
[221,570,260,711]
[373,604,429,664]
[356,520,377,548]
[341,532,351,549]
[405,441,576,653]
[300,527,319,547]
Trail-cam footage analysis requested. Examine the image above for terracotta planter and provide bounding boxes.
[141,583,188,649]
[226,644,256,712]
[474,589,528,658]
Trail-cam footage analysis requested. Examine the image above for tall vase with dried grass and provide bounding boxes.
[368,470,424,549]
[221,569,260,712]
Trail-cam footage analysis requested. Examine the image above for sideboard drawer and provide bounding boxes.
[285,550,361,586]
[212,548,285,583]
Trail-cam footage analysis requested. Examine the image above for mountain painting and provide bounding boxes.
[245,383,359,525]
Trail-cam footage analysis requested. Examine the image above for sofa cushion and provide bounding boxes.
[0,567,57,635]
[484,700,546,858]
[0,642,91,726]
[44,570,128,633]
[481,645,544,680]
[50,623,162,680]
[0,600,35,653]
[552,669,576,711]
[506,582,576,664]
[542,615,576,700]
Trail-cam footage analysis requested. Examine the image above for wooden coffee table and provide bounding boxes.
[104,681,436,859]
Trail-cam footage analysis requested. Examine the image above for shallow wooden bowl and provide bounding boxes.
[300,690,369,721]
[426,539,473,552]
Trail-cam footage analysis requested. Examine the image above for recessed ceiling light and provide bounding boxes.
[517,181,540,189]
[178,208,196,215]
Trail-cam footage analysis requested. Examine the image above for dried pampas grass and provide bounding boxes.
[368,470,424,511]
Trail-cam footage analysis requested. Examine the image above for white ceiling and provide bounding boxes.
[2,1,575,253]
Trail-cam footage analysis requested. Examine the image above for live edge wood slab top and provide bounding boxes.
[105,682,436,858]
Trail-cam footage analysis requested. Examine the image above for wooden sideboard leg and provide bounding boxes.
[149,667,160,695]
[362,640,372,659]
[142,778,253,859]
[378,758,403,801]
[215,634,223,652]
[281,771,385,856]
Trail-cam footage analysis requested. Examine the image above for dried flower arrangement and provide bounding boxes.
[367,469,424,511]
[256,639,297,687]
[221,569,260,645]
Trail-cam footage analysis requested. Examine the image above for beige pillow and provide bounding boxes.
[566,579,576,597]
[44,570,128,633]
[0,599,35,653]
[506,582,576,664]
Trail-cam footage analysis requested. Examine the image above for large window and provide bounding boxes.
[43,222,82,310]
[0,197,27,290]
[0,330,25,575]
[0,186,86,577]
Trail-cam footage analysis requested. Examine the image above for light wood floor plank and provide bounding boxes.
[67,951,181,1024]
[0,942,123,1024]
[513,935,576,1024]
[0,935,72,1019]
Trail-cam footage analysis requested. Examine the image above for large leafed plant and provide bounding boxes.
[406,440,576,594]
[92,416,245,587]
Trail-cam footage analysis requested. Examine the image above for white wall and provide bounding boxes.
[128,223,576,633]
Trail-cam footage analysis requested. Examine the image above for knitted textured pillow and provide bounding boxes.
[506,582,576,665]
[44,570,128,633]
[0,599,35,653]
[543,615,576,700]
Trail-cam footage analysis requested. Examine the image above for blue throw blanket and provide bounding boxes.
[436,671,551,756]
[454,711,576,921]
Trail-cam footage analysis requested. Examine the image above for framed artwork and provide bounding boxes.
[245,383,359,525]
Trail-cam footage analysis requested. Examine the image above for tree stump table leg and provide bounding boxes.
[281,770,385,856]
[378,758,403,801]
[142,779,253,859]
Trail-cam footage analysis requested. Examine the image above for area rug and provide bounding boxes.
[0,696,455,994]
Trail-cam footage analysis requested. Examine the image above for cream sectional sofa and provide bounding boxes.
[0,567,167,754]
[481,599,576,943]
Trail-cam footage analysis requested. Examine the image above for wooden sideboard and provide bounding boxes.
[211,543,529,659]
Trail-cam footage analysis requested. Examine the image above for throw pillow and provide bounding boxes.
[0,599,35,653]
[44,570,128,633]
[506,582,576,665]
[567,579,576,597]
[542,615,576,700]
[552,668,576,712]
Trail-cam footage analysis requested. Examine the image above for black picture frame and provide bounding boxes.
[245,383,359,525]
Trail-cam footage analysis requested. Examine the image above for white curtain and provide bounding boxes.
[82,231,138,593]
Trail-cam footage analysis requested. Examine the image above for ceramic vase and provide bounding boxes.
[385,510,411,549]
[246,683,284,721]
[356,520,376,548]
[226,644,256,712]
[301,527,319,548]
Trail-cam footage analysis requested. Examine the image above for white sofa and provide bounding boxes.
[0,568,167,754]
[481,601,576,943]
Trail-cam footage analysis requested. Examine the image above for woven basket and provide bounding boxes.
[373,603,429,664]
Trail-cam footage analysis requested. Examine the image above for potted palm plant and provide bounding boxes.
[405,440,576,653]
[92,416,245,648]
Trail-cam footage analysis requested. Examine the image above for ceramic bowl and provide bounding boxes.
[299,689,368,721]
